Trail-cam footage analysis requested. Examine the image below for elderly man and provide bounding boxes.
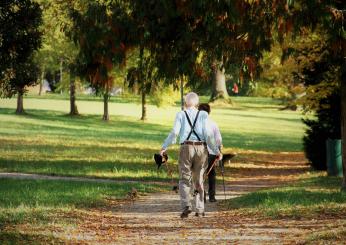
[160,92,222,218]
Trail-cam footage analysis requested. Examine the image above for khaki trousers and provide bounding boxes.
[178,144,208,213]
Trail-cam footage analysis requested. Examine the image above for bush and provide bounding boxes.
[302,92,341,170]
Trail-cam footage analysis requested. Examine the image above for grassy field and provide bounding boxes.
[0,95,304,179]
[1,94,345,243]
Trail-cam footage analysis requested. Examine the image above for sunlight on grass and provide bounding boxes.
[0,96,305,180]
[225,174,346,219]
[0,178,164,226]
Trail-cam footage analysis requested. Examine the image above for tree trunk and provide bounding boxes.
[141,89,147,120]
[210,63,229,102]
[103,92,109,121]
[60,58,63,95]
[69,72,79,116]
[16,89,24,114]
[39,68,44,96]
[180,77,184,111]
[341,65,346,191]
[139,45,147,121]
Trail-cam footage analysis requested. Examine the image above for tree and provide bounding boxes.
[132,1,346,187]
[69,2,131,121]
[126,48,162,120]
[130,1,275,105]
[12,59,40,114]
[276,0,346,189]
[35,0,81,116]
[0,0,42,113]
[210,62,229,102]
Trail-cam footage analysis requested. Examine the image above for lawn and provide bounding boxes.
[0,178,162,225]
[0,95,305,180]
[0,94,309,242]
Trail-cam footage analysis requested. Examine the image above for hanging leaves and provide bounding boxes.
[69,2,133,92]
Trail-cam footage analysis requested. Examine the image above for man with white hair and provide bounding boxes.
[160,92,222,218]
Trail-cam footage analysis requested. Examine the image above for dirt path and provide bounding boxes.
[2,152,343,244]
[71,152,314,244]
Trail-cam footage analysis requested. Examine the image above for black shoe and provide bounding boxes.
[195,212,205,217]
[180,207,192,218]
[209,197,217,203]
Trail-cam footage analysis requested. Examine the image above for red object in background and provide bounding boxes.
[232,83,239,94]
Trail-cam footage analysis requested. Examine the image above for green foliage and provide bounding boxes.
[69,1,132,93]
[126,49,158,95]
[129,0,277,88]
[284,29,343,170]
[150,85,181,107]
[303,92,341,170]
[34,0,80,92]
[7,59,40,94]
[0,0,42,97]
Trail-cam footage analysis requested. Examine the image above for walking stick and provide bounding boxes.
[219,153,237,200]
[204,156,220,179]
[220,159,227,200]
[197,156,220,202]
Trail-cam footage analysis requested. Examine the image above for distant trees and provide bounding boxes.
[69,2,132,121]
[0,0,42,114]
[35,0,81,116]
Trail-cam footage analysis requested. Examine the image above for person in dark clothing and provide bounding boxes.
[198,103,222,202]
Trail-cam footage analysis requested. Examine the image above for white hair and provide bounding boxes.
[185,92,199,107]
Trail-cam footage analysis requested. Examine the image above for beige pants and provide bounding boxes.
[178,144,208,213]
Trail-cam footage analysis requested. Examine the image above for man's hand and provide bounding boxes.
[160,148,166,156]
[217,153,223,161]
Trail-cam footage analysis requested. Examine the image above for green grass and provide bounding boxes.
[0,97,304,188]
[0,178,162,225]
[0,95,316,242]
[225,174,346,219]
[0,95,305,180]
[0,178,164,244]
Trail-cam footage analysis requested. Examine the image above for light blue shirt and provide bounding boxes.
[162,107,220,155]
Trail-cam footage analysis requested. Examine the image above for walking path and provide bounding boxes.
[1,152,343,244]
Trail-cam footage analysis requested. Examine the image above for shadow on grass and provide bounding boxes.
[0,107,302,152]
[0,108,170,138]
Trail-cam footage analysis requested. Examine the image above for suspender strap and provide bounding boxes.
[184,110,201,141]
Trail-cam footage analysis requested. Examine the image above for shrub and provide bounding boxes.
[302,92,341,170]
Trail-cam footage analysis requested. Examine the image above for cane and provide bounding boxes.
[220,158,227,200]
[193,156,220,200]
[204,156,220,180]
[219,153,237,200]
[201,153,236,201]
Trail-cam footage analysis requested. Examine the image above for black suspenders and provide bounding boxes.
[184,110,201,141]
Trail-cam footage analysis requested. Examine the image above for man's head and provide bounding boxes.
[198,103,211,114]
[185,92,199,108]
